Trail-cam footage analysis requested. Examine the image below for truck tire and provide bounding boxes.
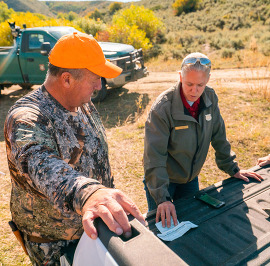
[21,84,32,90]
[91,78,107,103]
[0,85,3,97]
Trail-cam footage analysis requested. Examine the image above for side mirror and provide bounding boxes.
[40,42,51,56]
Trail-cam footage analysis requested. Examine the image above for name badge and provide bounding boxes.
[175,125,189,130]
[205,114,212,121]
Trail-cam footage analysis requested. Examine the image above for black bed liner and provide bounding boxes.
[97,165,270,266]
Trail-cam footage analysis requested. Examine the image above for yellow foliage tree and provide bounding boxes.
[108,5,163,50]
[0,12,82,46]
[108,22,152,50]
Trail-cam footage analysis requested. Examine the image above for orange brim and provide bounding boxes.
[88,60,123,79]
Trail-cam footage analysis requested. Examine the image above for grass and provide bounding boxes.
[0,66,269,265]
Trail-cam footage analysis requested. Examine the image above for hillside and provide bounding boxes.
[3,0,54,16]
[2,0,113,17]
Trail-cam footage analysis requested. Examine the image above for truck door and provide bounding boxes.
[19,31,57,84]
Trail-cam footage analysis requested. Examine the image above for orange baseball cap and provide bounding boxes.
[49,32,122,79]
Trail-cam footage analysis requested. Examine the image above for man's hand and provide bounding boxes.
[257,155,270,167]
[233,169,263,182]
[156,201,178,228]
[82,188,145,240]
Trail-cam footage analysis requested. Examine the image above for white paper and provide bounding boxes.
[155,220,198,242]
[155,217,179,234]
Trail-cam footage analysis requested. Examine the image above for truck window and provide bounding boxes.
[29,34,42,49]
[22,33,57,52]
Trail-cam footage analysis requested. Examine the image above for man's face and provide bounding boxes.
[70,69,101,107]
[180,70,210,102]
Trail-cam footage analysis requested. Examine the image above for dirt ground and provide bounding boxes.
[0,67,269,265]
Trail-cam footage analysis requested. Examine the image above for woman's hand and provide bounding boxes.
[233,170,263,182]
[257,155,270,167]
[156,201,178,228]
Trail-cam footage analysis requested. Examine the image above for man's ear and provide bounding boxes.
[60,72,72,88]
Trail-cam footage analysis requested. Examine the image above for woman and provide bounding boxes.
[143,52,263,228]
[257,154,270,167]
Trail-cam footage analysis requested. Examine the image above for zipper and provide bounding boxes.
[187,123,199,183]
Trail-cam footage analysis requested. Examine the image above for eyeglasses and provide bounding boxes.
[181,57,211,69]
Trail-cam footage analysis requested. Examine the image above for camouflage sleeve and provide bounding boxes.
[6,107,104,215]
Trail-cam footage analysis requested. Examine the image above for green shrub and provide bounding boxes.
[88,8,103,21]
[260,42,270,56]
[75,17,106,36]
[109,2,122,15]
[67,11,78,21]
[144,44,162,60]
[0,1,13,23]
[172,0,201,16]
[150,5,163,11]
[221,48,235,58]
[172,49,184,59]
[231,39,245,50]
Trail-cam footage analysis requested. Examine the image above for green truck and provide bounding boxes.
[0,25,148,102]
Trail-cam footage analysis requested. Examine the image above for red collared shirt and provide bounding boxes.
[180,84,200,120]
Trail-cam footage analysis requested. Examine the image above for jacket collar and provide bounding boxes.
[171,82,212,121]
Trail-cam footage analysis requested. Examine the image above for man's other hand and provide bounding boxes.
[82,188,145,240]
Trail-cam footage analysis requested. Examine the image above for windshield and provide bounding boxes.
[49,27,81,39]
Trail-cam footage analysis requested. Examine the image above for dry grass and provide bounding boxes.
[0,67,269,265]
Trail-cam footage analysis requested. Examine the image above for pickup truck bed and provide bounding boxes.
[0,46,14,53]
[92,165,270,265]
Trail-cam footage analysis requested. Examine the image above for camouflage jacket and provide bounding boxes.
[4,85,113,240]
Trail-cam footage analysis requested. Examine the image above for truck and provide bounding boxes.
[74,164,270,266]
[0,24,148,102]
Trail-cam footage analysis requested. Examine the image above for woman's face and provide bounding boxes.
[180,70,210,102]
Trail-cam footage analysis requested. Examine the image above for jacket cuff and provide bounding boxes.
[227,166,240,177]
[154,191,172,205]
[73,182,105,215]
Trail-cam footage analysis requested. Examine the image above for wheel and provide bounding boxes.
[21,84,32,90]
[91,78,107,103]
[0,85,3,97]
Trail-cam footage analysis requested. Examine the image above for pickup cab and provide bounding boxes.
[0,25,148,102]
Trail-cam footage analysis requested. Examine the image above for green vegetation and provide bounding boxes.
[0,1,13,23]
[0,2,163,51]
[172,0,201,16]
[1,0,270,68]
[109,2,123,15]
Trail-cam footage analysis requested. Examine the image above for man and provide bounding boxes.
[5,32,144,265]
[143,52,263,228]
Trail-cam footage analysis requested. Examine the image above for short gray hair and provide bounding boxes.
[180,52,211,77]
[47,63,84,80]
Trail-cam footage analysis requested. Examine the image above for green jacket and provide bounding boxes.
[144,82,240,205]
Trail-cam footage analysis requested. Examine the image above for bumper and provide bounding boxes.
[106,67,148,88]
[106,48,149,88]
